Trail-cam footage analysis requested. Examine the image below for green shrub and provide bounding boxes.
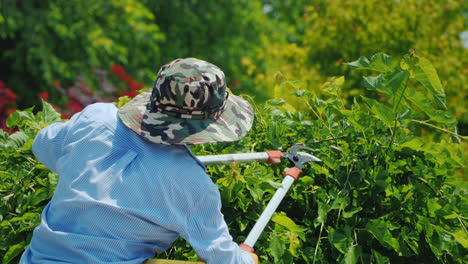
[0,102,61,263]
[168,53,468,263]
[1,54,466,263]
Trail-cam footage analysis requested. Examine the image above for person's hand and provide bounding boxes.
[240,243,259,264]
[247,252,258,264]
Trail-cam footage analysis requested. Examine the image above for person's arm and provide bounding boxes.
[181,185,256,264]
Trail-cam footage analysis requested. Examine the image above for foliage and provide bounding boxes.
[142,0,271,101]
[0,101,61,263]
[0,0,272,108]
[160,53,467,263]
[0,0,164,108]
[247,0,466,119]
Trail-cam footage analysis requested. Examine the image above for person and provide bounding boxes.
[20,58,259,264]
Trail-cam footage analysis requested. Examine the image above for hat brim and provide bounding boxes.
[118,91,254,145]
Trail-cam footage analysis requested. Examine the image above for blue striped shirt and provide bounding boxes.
[20,103,253,264]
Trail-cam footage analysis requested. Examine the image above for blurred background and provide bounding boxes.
[0,0,466,133]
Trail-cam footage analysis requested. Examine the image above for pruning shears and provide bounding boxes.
[148,143,326,263]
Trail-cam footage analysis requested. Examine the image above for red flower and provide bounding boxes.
[38,91,49,101]
[110,64,127,80]
[126,78,136,90]
[66,99,84,114]
[125,77,144,93]
[0,82,17,105]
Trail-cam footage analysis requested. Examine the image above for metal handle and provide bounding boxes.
[196,150,284,165]
[242,174,296,249]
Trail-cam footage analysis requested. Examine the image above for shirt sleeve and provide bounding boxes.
[179,182,254,264]
[32,111,82,172]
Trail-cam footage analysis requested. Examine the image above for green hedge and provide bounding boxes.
[1,53,465,263]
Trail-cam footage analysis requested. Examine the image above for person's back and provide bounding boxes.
[21,58,257,263]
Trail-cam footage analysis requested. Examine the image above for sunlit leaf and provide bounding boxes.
[347,53,399,72]
[272,212,305,240]
[343,207,363,218]
[40,100,61,124]
[6,107,35,129]
[452,229,468,248]
[362,97,395,128]
[402,55,447,110]
[3,241,27,264]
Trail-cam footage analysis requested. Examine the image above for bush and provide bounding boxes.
[0,102,61,263]
[1,43,466,263]
[186,53,467,263]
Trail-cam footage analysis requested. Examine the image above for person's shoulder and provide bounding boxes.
[81,103,117,117]
[150,145,207,179]
[80,103,118,128]
[182,146,206,171]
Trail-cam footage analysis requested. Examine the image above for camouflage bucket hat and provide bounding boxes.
[118,58,254,145]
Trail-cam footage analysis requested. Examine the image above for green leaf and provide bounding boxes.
[0,129,9,141]
[347,53,399,72]
[266,180,283,189]
[362,97,395,128]
[40,100,61,123]
[427,198,442,217]
[267,99,286,106]
[452,229,468,248]
[6,132,30,148]
[371,249,390,264]
[366,219,400,251]
[328,226,353,254]
[272,212,305,240]
[31,189,49,206]
[344,244,360,264]
[269,233,285,262]
[6,107,35,129]
[387,71,410,109]
[399,227,420,255]
[399,136,425,151]
[426,225,457,256]
[272,213,298,231]
[314,204,330,227]
[363,74,383,91]
[343,207,363,218]
[363,71,410,115]
[402,55,446,110]
[116,96,132,108]
[406,89,455,124]
[2,241,27,264]
[47,172,59,187]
